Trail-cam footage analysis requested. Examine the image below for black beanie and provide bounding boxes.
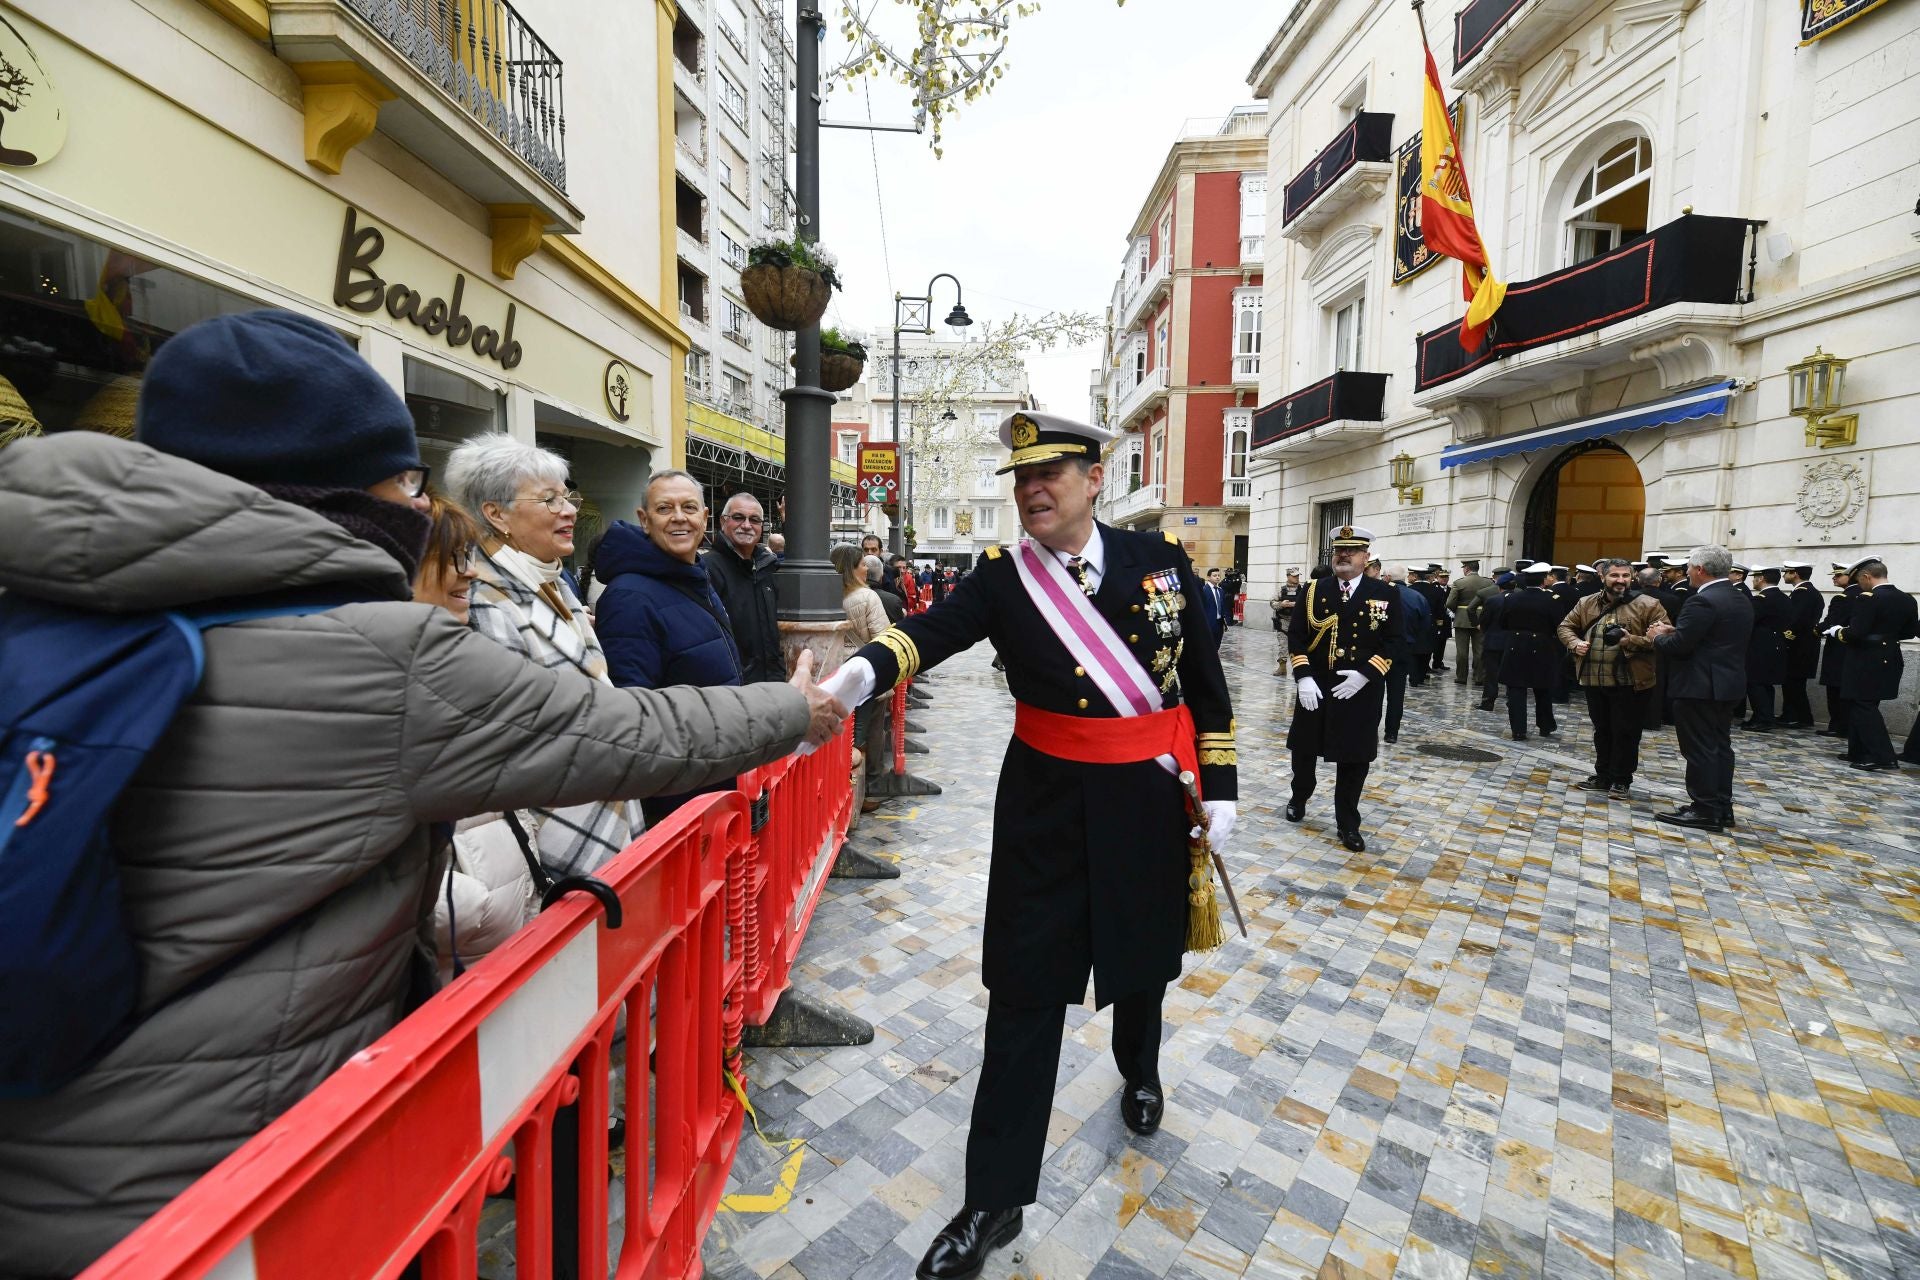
[137,310,421,490]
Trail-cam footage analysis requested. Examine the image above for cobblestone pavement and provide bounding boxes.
[703,628,1920,1280]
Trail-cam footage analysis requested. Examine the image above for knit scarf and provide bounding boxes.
[259,483,430,597]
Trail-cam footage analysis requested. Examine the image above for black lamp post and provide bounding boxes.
[890,273,972,556]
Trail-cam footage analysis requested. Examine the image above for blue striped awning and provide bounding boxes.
[1439,379,1738,470]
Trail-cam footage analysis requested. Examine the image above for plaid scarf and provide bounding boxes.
[468,543,640,875]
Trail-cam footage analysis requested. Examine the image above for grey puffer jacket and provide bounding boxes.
[0,435,811,1275]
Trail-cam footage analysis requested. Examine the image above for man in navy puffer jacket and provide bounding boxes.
[594,469,746,823]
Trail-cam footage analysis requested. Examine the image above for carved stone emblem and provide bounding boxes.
[1796,458,1867,538]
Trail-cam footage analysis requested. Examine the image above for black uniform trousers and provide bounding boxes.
[1746,683,1777,728]
[1384,667,1408,739]
[966,987,1162,1210]
[1479,651,1505,708]
[1290,751,1368,833]
[1672,698,1738,822]
[1781,679,1813,727]
[1507,686,1556,738]
[1823,681,1851,735]
[1847,699,1896,768]
[1585,686,1652,785]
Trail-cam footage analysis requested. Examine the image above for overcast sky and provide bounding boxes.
[812,0,1281,418]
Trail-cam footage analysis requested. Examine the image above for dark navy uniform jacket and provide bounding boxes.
[1786,581,1823,680]
[1839,583,1918,702]
[1285,572,1402,763]
[850,523,1235,1009]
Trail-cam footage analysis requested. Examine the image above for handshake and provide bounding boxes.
[788,650,853,748]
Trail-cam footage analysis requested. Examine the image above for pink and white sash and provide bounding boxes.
[1011,538,1178,773]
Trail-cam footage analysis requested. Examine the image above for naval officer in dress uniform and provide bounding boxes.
[815,411,1238,1280]
[1285,524,1402,852]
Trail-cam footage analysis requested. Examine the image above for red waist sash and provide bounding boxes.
[1012,702,1202,800]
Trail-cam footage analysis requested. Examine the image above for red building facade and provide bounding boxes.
[1094,108,1267,576]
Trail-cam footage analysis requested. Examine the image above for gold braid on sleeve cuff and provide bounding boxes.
[1290,654,1309,670]
[1369,654,1392,676]
[1197,728,1236,767]
[875,627,922,684]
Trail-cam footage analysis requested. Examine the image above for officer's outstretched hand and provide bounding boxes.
[1331,669,1369,700]
[1296,676,1322,711]
[791,650,850,749]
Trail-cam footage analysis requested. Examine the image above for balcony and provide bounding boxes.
[1251,371,1389,457]
[1114,367,1169,430]
[1223,478,1251,507]
[673,55,706,106]
[272,0,579,270]
[1280,112,1393,245]
[1411,214,1758,404]
[676,226,707,266]
[1116,254,1172,333]
[1234,352,1261,385]
[675,139,707,189]
[1241,235,1264,265]
[1107,482,1166,527]
[1452,0,1596,87]
[678,299,708,336]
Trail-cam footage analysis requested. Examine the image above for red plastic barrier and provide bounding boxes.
[81,797,751,1280]
[734,725,855,1028]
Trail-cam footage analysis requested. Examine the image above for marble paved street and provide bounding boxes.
[703,628,1920,1280]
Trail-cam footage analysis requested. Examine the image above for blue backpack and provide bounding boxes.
[0,595,331,1097]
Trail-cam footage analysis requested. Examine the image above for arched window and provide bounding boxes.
[1564,135,1651,265]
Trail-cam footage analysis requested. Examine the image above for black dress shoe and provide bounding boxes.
[1742,723,1774,733]
[1339,829,1366,852]
[1818,728,1844,737]
[1284,800,1305,823]
[917,1207,1023,1280]
[1576,776,1611,792]
[1656,806,1729,832]
[1120,1079,1164,1135]
[1852,761,1892,772]
[1383,733,1399,743]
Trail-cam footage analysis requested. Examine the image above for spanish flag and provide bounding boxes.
[1419,45,1504,351]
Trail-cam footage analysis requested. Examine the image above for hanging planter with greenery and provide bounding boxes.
[742,235,838,331]
[791,327,867,393]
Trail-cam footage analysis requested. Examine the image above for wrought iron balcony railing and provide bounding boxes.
[345,0,567,192]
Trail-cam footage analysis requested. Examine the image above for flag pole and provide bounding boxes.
[1410,0,1430,48]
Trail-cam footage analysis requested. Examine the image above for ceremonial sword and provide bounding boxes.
[1179,769,1248,939]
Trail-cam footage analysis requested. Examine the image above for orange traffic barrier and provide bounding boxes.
[81,796,751,1280]
[735,724,855,1027]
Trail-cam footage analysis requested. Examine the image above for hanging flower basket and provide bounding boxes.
[743,236,840,332]
[792,330,867,392]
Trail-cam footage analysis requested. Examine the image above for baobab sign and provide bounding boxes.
[0,14,65,168]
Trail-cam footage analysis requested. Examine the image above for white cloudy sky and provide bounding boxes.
[812,0,1282,416]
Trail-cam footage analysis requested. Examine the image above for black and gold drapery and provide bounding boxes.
[1801,0,1897,42]
[1392,98,1464,286]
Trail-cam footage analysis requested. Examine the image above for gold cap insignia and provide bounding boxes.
[1339,525,1353,538]
[1010,415,1039,448]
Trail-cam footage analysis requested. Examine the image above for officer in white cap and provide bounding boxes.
[1780,560,1822,727]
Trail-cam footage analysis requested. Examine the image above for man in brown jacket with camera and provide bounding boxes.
[1557,557,1670,798]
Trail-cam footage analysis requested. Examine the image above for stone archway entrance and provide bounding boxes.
[1520,440,1645,566]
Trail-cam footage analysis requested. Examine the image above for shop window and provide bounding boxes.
[0,207,272,445]
[1564,135,1652,265]
[405,356,505,475]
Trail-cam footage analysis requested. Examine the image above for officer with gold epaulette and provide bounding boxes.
[1285,524,1402,852]
[815,411,1237,1280]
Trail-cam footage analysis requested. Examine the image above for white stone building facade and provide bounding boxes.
[868,333,1034,565]
[1245,0,1920,631]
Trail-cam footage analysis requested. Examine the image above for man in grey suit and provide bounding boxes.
[1647,545,1754,831]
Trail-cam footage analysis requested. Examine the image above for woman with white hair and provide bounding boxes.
[446,434,639,874]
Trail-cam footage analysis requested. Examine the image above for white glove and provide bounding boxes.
[817,656,876,710]
[1296,676,1322,711]
[792,657,876,757]
[1824,625,1844,639]
[1331,668,1370,699]
[1192,800,1236,857]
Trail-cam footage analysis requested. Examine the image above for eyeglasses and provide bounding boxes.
[510,490,582,513]
[398,467,430,498]
[723,513,766,526]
